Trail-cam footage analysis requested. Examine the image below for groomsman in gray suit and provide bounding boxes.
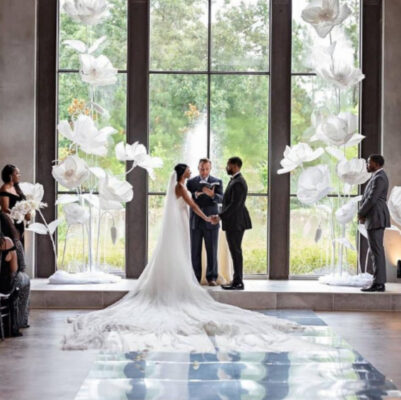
[358,154,391,292]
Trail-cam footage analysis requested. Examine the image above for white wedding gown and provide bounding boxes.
[63,173,314,353]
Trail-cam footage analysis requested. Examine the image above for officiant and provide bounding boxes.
[187,158,223,286]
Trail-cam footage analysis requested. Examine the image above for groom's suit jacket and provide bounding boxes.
[219,173,252,231]
[187,175,223,230]
[358,169,391,230]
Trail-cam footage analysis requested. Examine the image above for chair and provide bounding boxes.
[0,292,12,340]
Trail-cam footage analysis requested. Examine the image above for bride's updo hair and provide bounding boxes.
[174,163,188,181]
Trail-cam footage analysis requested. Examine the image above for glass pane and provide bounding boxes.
[59,0,127,70]
[210,75,268,193]
[292,0,360,73]
[149,74,208,192]
[211,0,269,71]
[149,0,208,71]
[290,75,359,195]
[58,72,127,179]
[57,204,125,273]
[148,195,267,274]
[290,197,358,276]
[243,196,267,274]
[148,195,165,258]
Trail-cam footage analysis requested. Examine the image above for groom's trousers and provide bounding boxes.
[367,228,386,284]
[190,227,219,282]
[226,229,245,284]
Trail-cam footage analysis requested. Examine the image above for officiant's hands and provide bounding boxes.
[202,186,215,197]
[210,215,220,225]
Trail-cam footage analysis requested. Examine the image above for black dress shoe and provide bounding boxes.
[11,331,23,337]
[221,282,244,290]
[361,283,385,292]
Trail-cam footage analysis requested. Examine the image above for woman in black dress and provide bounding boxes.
[0,164,31,246]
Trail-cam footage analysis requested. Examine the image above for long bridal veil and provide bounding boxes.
[63,172,315,353]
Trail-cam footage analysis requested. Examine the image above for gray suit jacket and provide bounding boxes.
[358,169,391,230]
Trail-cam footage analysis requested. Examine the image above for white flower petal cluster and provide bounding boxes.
[388,186,401,226]
[115,141,163,180]
[317,62,365,89]
[337,158,371,186]
[98,174,133,210]
[277,143,324,175]
[52,155,90,189]
[311,112,364,147]
[335,195,362,225]
[63,36,106,54]
[80,54,117,87]
[19,182,45,207]
[301,0,351,38]
[64,203,90,225]
[297,165,332,205]
[58,114,116,156]
[10,200,46,224]
[62,0,110,26]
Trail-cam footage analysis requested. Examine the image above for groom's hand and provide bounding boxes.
[202,186,215,197]
[210,215,220,224]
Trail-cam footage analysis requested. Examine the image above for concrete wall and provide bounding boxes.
[383,0,401,189]
[0,0,36,276]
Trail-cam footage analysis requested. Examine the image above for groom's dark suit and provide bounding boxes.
[358,169,391,285]
[187,175,223,282]
[219,173,252,285]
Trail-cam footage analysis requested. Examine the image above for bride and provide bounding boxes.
[63,164,312,353]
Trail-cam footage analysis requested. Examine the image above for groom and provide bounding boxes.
[212,157,252,290]
[187,158,223,285]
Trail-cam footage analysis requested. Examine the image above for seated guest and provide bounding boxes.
[0,164,31,247]
[0,213,30,333]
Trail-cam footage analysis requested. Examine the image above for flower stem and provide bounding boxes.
[38,209,58,270]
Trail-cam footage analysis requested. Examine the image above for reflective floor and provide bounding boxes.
[75,311,401,400]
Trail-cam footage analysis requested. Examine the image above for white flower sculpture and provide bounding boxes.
[64,203,90,225]
[277,143,324,174]
[19,182,45,208]
[52,155,90,190]
[301,0,351,38]
[337,158,371,186]
[64,36,106,54]
[310,112,364,148]
[297,165,332,205]
[388,186,401,227]
[335,195,362,225]
[317,61,364,90]
[115,141,163,180]
[62,0,110,26]
[58,114,116,156]
[98,174,134,210]
[79,54,117,87]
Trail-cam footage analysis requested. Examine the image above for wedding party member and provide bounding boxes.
[0,213,30,331]
[187,158,223,285]
[212,157,252,290]
[0,165,30,246]
[358,154,391,292]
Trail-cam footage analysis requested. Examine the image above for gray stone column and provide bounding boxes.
[383,0,401,189]
[0,0,36,276]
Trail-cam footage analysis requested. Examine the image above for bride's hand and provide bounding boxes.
[205,216,212,223]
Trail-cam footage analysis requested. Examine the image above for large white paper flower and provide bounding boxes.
[301,0,351,38]
[388,186,401,226]
[317,62,364,89]
[297,165,332,205]
[63,36,106,54]
[58,115,116,156]
[79,54,117,87]
[335,195,362,225]
[277,143,324,175]
[98,173,133,210]
[310,112,364,147]
[62,0,110,26]
[115,141,163,180]
[337,158,371,186]
[63,203,90,225]
[52,155,90,189]
[20,182,44,204]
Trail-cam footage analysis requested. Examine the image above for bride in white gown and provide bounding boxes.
[63,165,313,353]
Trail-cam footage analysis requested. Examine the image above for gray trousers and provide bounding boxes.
[367,228,386,284]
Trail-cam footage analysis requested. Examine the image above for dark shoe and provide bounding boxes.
[221,282,244,290]
[208,281,218,287]
[11,331,23,337]
[361,283,385,292]
[21,324,30,329]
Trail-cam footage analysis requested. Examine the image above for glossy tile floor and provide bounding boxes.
[1,310,401,400]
